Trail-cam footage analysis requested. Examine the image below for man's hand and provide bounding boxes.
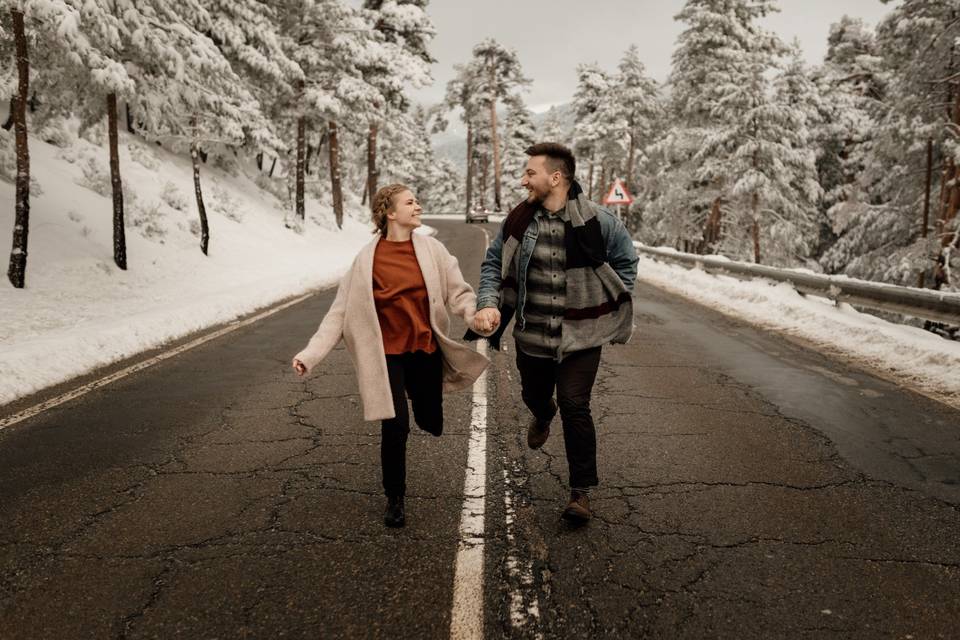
[292,358,307,376]
[473,308,501,334]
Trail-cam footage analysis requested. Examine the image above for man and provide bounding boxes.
[469,142,638,523]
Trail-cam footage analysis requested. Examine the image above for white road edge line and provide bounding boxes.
[0,292,315,431]
[450,227,491,640]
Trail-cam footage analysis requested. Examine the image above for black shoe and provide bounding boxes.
[384,496,405,528]
[527,399,557,450]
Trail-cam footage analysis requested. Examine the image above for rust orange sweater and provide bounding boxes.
[372,238,437,355]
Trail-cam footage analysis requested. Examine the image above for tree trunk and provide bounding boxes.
[7,10,29,288]
[256,152,264,172]
[588,160,594,201]
[305,144,314,175]
[626,132,637,193]
[2,96,15,131]
[465,121,474,215]
[190,130,210,256]
[702,196,723,254]
[480,154,489,210]
[751,192,761,264]
[296,114,306,220]
[107,93,127,270]
[923,138,933,240]
[269,156,278,178]
[367,122,379,211]
[125,102,135,134]
[489,65,502,211]
[918,139,934,287]
[328,120,343,229]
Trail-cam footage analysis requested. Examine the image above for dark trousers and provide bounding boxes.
[381,350,444,498]
[516,346,602,488]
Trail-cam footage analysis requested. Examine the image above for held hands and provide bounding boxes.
[292,358,307,377]
[472,308,501,335]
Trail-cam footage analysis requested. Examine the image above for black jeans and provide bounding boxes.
[381,349,444,498]
[516,346,602,488]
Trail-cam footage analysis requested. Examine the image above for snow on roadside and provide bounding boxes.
[636,253,960,407]
[0,124,373,406]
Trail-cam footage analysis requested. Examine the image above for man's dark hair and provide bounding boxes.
[525,142,576,182]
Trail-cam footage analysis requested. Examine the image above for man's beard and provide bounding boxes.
[526,187,547,204]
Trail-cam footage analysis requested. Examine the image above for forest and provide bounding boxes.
[3,0,958,295]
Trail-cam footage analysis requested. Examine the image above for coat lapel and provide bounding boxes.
[357,237,380,314]
[412,234,441,304]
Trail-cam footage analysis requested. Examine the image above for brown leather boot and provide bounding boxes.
[526,399,557,450]
[561,490,592,523]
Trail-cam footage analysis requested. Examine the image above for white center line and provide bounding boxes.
[450,227,492,640]
[450,339,488,640]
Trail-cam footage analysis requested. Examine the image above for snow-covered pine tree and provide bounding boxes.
[500,94,536,205]
[571,63,620,201]
[443,62,485,214]
[32,0,240,268]
[468,38,529,211]
[361,0,434,208]
[537,106,571,146]
[278,0,381,228]
[769,43,825,264]
[122,2,278,256]
[3,6,28,288]
[202,0,303,171]
[2,0,134,282]
[811,16,886,246]
[663,0,818,264]
[609,45,661,195]
[823,0,959,290]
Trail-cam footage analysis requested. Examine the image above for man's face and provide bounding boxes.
[521,155,559,204]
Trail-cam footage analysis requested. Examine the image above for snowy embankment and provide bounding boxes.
[636,251,960,408]
[0,125,373,406]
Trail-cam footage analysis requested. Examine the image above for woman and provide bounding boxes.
[292,184,489,528]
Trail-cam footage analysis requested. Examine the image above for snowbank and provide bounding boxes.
[0,124,372,405]
[636,254,960,407]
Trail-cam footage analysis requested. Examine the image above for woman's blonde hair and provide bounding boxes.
[371,183,412,236]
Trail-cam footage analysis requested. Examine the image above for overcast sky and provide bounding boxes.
[411,0,894,112]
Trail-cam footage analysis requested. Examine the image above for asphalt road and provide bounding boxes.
[1,219,958,639]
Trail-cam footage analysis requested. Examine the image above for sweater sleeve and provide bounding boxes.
[293,266,351,373]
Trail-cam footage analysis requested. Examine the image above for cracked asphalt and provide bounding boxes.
[2,220,959,639]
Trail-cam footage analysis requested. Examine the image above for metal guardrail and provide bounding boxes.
[635,244,960,325]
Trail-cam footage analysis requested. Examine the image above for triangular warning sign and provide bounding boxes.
[603,178,634,205]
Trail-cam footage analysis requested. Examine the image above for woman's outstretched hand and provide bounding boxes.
[292,358,307,376]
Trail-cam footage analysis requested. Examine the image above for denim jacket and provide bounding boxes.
[477,207,638,331]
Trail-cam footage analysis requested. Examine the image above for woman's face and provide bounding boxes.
[387,190,423,231]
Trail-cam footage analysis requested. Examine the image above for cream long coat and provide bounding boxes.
[294,233,490,421]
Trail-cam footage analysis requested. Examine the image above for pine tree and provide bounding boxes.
[5,7,28,288]
[609,45,661,194]
[3,0,135,284]
[537,106,571,145]
[468,39,529,211]
[500,95,536,205]
[361,0,434,208]
[822,1,959,289]
[661,0,818,263]
[443,62,485,214]
[811,16,886,235]
[279,0,380,228]
[571,63,620,201]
